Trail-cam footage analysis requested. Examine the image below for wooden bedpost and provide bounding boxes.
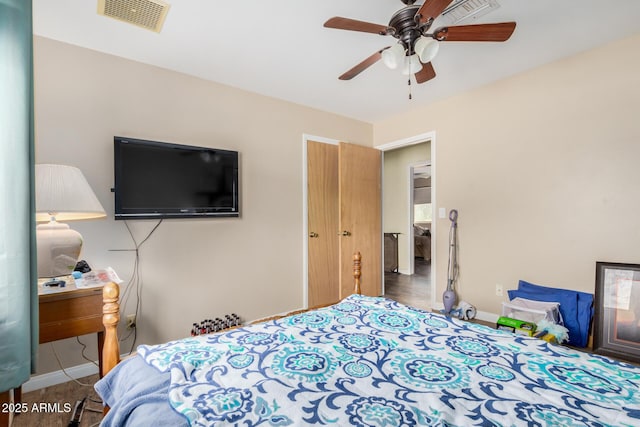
[102,282,120,378]
[353,251,361,295]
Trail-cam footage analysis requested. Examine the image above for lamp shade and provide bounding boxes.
[35,164,106,278]
[381,43,406,70]
[414,37,440,64]
[402,54,422,75]
[35,164,106,222]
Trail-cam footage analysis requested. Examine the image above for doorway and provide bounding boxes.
[379,133,434,310]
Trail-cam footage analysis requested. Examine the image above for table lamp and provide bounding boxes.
[35,164,106,278]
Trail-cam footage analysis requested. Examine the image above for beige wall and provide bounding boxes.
[383,142,430,273]
[32,32,640,376]
[374,33,640,316]
[33,36,372,374]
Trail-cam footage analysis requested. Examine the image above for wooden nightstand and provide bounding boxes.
[38,277,108,373]
[5,279,113,413]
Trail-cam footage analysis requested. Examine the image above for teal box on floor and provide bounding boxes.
[496,316,536,336]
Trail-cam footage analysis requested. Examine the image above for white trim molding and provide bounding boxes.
[22,361,99,393]
[431,301,500,324]
[376,131,436,152]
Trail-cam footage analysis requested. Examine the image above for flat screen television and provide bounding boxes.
[113,136,239,219]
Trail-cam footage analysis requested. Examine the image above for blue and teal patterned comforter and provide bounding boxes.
[104,295,640,426]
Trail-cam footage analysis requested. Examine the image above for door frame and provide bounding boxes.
[302,134,339,308]
[376,131,437,310]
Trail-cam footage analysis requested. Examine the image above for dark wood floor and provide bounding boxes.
[12,374,102,427]
[383,258,431,310]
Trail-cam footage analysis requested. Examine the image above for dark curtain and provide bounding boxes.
[0,0,38,392]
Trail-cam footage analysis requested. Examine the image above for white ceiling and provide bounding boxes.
[33,0,640,123]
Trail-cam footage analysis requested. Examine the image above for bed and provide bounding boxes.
[96,253,640,426]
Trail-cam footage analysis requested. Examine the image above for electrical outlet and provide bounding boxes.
[126,314,136,329]
[495,284,503,297]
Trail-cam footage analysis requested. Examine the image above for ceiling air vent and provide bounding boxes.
[440,0,500,25]
[98,0,171,33]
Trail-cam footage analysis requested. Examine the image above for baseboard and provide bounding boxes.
[475,310,499,324]
[431,301,499,324]
[22,361,99,393]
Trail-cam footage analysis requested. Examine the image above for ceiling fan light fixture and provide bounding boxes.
[382,43,405,70]
[415,37,440,63]
[401,54,422,75]
[324,2,515,85]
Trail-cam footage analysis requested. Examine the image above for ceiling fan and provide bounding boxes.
[324,0,516,84]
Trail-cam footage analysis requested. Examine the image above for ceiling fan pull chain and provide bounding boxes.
[408,42,413,100]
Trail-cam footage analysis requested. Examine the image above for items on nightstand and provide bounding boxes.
[43,278,66,287]
[75,267,122,289]
[38,268,122,294]
[39,269,80,288]
[74,259,92,273]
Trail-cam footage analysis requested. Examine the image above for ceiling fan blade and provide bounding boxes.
[416,0,453,25]
[415,62,436,84]
[324,17,391,35]
[434,22,517,42]
[339,49,387,80]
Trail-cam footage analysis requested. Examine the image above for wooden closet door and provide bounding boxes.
[339,142,382,298]
[307,141,339,306]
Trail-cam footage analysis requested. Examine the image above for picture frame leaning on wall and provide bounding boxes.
[594,261,640,364]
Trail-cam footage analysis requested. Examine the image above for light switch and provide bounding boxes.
[439,207,446,219]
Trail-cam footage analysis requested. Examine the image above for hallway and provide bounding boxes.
[383,258,431,310]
